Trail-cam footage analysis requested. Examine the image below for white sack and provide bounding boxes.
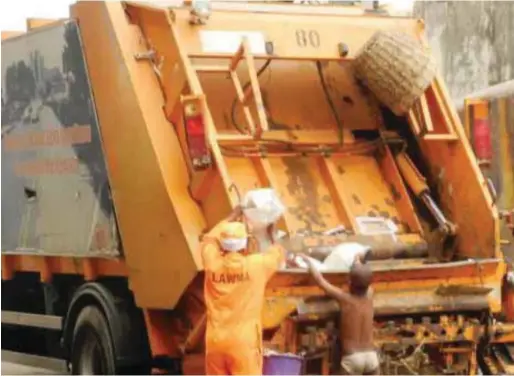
[322,243,371,271]
[242,189,286,230]
[243,189,286,252]
[294,255,326,271]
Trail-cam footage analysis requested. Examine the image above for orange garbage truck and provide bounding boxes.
[1,1,514,374]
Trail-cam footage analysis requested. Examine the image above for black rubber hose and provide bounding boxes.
[316,61,344,145]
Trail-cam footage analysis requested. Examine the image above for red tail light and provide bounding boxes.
[183,98,212,170]
[471,101,492,164]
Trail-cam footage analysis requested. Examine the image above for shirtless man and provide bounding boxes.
[300,253,379,375]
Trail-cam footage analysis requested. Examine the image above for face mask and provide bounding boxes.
[220,237,248,252]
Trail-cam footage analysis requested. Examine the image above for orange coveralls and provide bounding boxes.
[201,221,285,375]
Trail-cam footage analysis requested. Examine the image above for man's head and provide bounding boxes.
[349,262,372,296]
[219,221,248,253]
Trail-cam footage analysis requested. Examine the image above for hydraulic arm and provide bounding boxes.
[395,151,457,237]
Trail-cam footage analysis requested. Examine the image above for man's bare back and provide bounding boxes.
[300,252,379,375]
[339,293,374,355]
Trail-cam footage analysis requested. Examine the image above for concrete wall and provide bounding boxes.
[414,1,514,101]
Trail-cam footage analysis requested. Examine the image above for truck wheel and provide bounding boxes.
[352,30,437,116]
[70,306,116,375]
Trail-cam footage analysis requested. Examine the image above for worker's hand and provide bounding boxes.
[298,253,315,270]
[353,250,370,265]
[285,252,298,268]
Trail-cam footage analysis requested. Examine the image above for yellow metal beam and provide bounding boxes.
[26,18,62,30]
[1,31,24,40]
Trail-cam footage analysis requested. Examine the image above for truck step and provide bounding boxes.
[1,311,62,330]
[1,350,68,374]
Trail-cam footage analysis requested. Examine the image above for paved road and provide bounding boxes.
[1,362,58,375]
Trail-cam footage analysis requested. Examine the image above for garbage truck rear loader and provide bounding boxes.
[2,1,514,374]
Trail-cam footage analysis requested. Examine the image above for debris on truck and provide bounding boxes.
[2,1,514,375]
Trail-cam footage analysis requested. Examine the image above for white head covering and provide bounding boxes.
[219,222,248,252]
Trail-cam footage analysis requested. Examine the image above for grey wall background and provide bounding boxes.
[414,1,514,101]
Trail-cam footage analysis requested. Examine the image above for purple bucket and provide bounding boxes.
[263,353,303,375]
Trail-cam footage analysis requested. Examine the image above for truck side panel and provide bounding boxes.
[1,21,119,256]
[72,1,207,308]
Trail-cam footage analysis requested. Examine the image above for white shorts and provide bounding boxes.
[341,351,379,375]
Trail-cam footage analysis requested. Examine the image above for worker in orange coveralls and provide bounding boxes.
[201,205,285,375]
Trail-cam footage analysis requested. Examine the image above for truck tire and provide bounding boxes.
[70,306,116,375]
[352,30,437,116]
